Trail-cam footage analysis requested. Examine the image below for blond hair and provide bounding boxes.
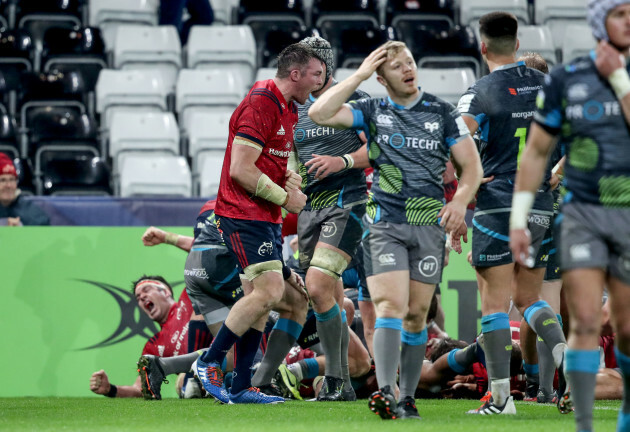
[376,41,410,76]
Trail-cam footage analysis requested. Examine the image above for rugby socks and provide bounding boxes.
[524,301,567,368]
[373,318,402,392]
[160,350,205,376]
[315,304,343,378]
[251,318,302,387]
[536,314,562,395]
[340,311,352,386]
[288,357,320,381]
[399,328,427,401]
[481,313,512,405]
[448,342,480,373]
[566,349,599,432]
[200,323,240,365]
[231,328,263,394]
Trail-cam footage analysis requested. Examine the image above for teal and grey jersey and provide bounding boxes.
[295,87,369,210]
[349,91,470,226]
[458,61,551,212]
[535,52,630,208]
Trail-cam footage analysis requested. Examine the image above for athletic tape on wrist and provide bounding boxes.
[510,191,534,230]
[255,173,288,206]
[609,67,630,99]
[165,232,179,245]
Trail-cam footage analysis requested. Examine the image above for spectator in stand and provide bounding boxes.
[159,0,214,44]
[0,153,49,226]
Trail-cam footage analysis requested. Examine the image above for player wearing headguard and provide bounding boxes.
[510,1,630,430]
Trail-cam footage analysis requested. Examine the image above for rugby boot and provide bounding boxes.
[137,355,168,400]
[275,364,303,400]
[467,395,516,415]
[397,396,421,420]
[369,385,400,420]
[557,354,573,414]
[229,387,285,404]
[194,358,229,403]
[316,376,344,401]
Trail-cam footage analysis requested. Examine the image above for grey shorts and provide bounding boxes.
[184,245,244,325]
[367,221,445,284]
[560,203,630,284]
[472,208,552,268]
[297,204,365,269]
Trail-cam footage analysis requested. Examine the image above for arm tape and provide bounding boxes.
[255,173,288,206]
[509,191,535,230]
[609,67,630,99]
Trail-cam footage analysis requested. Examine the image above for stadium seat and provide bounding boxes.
[176,68,244,133]
[109,111,179,171]
[312,0,381,28]
[237,0,306,27]
[415,26,481,77]
[41,155,111,195]
[96,69,169,137]
[0,111,19,159]
[416,67,476,105]
[89,0,159,50]
[387,0,455,34]
[16,0,83,71]
[254,67,277,82]
[187,110,229,170]
[0,0,9,29]
[197,151,224,197]
[516,25,558,66]
[250,22,314,68]
[561,22,595,63]
[318,20,382,71]
[113,25,182,92]
[459,0,530,27]
[210,0,234,25]
[26,106,98,193]
[334,68,388,99]
[118,153,192,197]
[186,25,256,90]
[41,26,108,116]
[534,0,587,49]
[338,25,397,69]
[0,29,33,116]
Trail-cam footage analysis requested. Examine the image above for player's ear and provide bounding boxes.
[480,41,487,56]
[290,68,301,82]
[515,38,520,52]
[376,75,387,87]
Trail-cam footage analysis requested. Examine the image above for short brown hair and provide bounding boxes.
[276,43,319,79]
[376,40,410,76]
[479,11,518,56]
[518,51,549,74]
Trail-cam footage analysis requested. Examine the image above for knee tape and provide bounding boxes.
[310,248,348,280]
[243,260,283,281]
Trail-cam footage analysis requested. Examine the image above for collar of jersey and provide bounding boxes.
[387,89,423,110]
[494,61,525,72]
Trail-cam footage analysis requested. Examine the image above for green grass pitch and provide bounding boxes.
[0,398,620,432]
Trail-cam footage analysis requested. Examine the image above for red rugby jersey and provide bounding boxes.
[215,79,299,223]
[141,290,192,357]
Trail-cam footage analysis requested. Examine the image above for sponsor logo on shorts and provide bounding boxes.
[258,241,274,256]
[478,251,511,262]
[232,287,243,298]
[321,221,337,238]
[184,268,209,279]
[528,214,550,228]
[569,243,591,261]
[418,256,439,277]
[378,253,396,265]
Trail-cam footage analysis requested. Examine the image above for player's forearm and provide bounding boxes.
[350,144,370,169]
[309,74,362,126]
[164,232,194,252]
[451,158,482,208]
[114,384,143,398]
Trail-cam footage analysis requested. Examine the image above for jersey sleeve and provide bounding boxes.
[457,83,486,125]
[234,94,279,148]
[347,98,376,135]
[141,340,158,356]
[444,104,472,148]
[533,71,564,135]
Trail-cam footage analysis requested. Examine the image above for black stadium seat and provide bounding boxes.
[338,25,398,68]
[238,0,306,26]
[0,28,33,92]
[386,0,455,33]
[0,111,19,159]
[253,22,315,68]
[12,156,35,195]
[42,156,110,195]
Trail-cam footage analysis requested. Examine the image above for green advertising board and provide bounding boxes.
[1,227,480,397]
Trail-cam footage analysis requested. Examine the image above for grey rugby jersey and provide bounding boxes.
[296,87,369,210]
[349,90,470,225]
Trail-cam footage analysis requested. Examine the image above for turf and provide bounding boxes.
[0,398,620,432]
